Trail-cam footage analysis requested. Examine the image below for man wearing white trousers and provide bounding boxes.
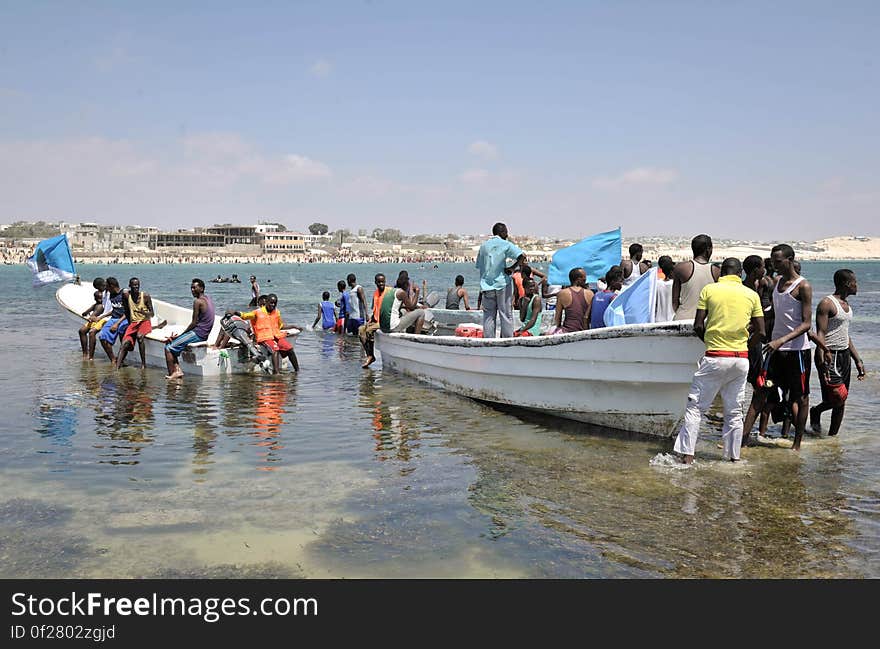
[675,257,765,463]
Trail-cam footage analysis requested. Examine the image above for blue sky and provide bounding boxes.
[1,1,877,239]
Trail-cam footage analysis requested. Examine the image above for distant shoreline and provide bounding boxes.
[2,235,879,266]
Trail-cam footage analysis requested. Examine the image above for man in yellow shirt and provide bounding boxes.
[674,258,765,463]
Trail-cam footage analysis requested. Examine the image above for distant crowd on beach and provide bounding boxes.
[2,246,487,266]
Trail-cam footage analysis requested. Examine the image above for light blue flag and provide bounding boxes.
[26,234,76,286]
[604,267,658,327]
[547,227,622,286]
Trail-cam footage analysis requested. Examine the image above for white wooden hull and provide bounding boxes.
[376,322,704,437]
[56,282,299,376]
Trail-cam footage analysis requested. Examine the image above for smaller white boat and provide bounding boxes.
[56,282,300,376]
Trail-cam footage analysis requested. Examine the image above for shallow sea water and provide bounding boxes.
[0,260,878,578]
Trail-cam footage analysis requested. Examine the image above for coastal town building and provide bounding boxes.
[150,231,225,249]
[262,231,306,253]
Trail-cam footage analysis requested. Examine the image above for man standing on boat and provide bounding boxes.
[165,278,215,379]
[476,222,526,338]
[674,257,764,463]
[621,243,649,290]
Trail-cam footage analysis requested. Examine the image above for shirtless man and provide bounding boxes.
[672,234,720,320]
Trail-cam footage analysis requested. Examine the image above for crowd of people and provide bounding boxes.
[72,222,867,455]
[463,222,866,460]
[74,274,302,378]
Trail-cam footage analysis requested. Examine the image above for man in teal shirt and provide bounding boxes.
[476,222,526,338]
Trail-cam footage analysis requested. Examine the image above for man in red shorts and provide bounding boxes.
[238,293,298,374]
[116,277,155,369]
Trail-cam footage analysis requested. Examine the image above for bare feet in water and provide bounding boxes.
[361,355,376,369]
[165,370,184,380]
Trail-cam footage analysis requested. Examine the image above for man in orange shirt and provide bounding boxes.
[358,273,393,369]
[237,293,299,374]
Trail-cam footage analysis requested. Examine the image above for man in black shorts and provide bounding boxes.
[764,244,813,451]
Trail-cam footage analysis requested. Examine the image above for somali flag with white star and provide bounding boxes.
[26,234,76,286]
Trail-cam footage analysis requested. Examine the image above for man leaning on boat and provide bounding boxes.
[674,257,765,463]
[476,222,526,338]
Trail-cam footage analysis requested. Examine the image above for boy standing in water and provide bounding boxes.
[336,280,351,334]
[313,292,337,331]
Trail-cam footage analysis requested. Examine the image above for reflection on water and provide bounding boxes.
[2,261,879,578]
[360,373,420,466]
[93,372,155,465]
[163,379,219,480]
[250,377,290,471]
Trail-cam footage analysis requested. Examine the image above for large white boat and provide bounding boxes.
[56,282,299,376]
[375,322,704,437]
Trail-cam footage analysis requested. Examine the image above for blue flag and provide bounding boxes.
[604,267,658,327]
[26,234,76,286]
[548,227,622,286]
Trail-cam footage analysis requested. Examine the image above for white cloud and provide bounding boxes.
[592,167,679,191]
[183,132,252,158]
[179,132,331,184]
[460,168,490,184]
[310,59,333,78]
[467,140,498,160]
[264,154,331,183]
[0,134,332,227]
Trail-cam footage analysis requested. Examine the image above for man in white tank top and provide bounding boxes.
[809,269,866,437]
[672,234,720,320]
[763,244,813,451]
[621,242,649,289]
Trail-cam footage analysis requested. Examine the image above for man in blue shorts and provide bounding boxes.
[98,277,128,364]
